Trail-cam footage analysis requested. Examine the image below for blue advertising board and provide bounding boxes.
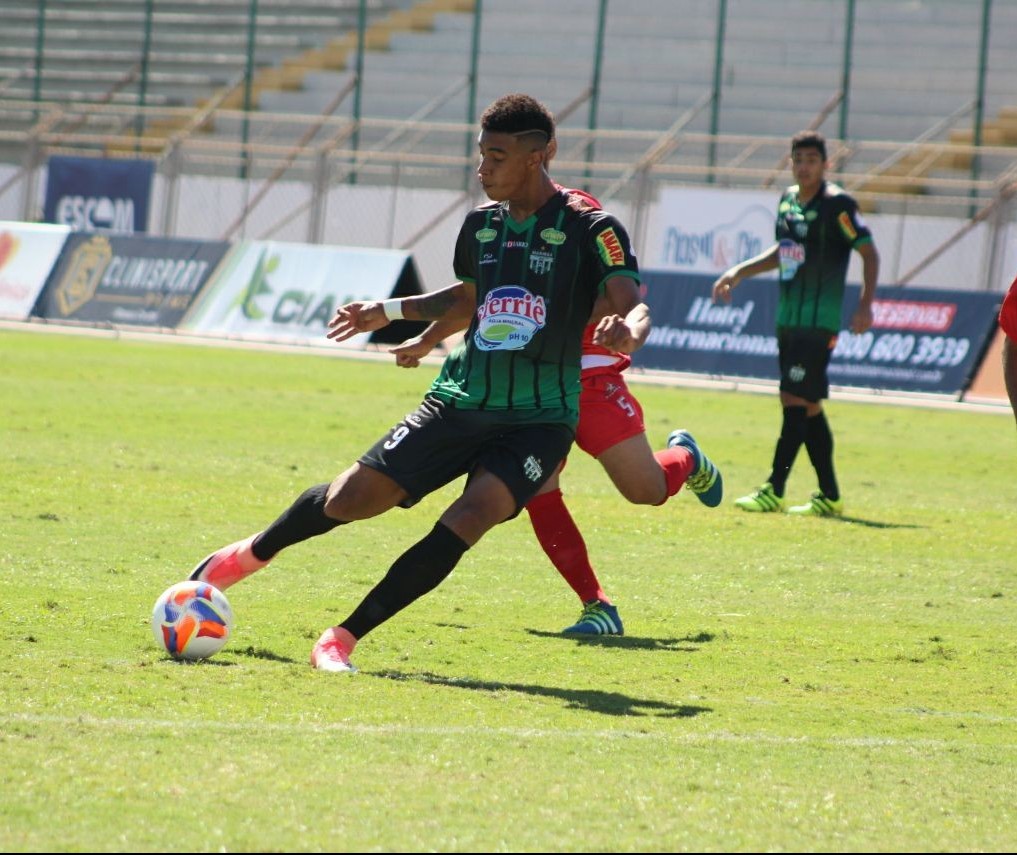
[43,155,155,235]
[32,234,230,328]
[633,271,1002,396]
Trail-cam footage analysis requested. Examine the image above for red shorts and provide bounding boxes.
[574,369,646,458]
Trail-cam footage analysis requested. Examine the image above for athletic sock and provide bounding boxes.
[652,446,695,503]
[526,489,608,604]
[252,483,344,561]
[767,406,808,497]
[340,522,469,640]
[805,411,839,501]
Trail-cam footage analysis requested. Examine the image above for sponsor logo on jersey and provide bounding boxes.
[540,227,566,246]
[595,227,625,267]
[473,285,546,352]
[777,238,806,282]
[475,228,497,243]
[837,211,858,241]
[504,240,528,250]
[529,250,553,275]
[480,252,496,266]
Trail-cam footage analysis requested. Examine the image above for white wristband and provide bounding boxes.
[381,298,404,321]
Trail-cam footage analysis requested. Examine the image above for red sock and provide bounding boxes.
[653,446,695,504]
[525,489,608,604]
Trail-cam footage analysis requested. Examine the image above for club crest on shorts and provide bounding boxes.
[473,285,547,351]
[523,455,544,482]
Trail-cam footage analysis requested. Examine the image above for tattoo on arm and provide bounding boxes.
[415,289,464,320]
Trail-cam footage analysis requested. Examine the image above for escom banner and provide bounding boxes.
[633,271,1001,395]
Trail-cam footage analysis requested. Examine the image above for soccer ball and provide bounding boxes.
[151,580,234,661]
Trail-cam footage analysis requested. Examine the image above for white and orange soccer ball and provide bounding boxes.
[151,580,234,661]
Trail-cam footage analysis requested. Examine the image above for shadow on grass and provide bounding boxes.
[823,515,923,529]
[525,629,714,652]
[232,645,297,663]
[371,670,711,718]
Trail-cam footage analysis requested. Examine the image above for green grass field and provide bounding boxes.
[2,327,1015,853]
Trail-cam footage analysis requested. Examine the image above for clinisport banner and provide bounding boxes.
[179,241,426,348]
[0,221,71,319]
[43,155,155,235]
[32,234,230,328]
[633,271,1001,396]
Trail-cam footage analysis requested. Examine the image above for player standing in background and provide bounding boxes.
[712,130,879,517]
[999,274,1017,429]
[392,175,722,637]
[186,93,719,673]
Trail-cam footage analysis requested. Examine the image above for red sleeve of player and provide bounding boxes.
[1000,275,1017,342]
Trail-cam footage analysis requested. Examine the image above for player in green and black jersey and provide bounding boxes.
[712,130,879,517]
[186,94,714,674]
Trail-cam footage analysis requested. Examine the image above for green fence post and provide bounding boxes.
[838,0,855,145]
[239,0,258,180]
[971,0,993,216]
[136,0,154,151]
[707,0,727,183]
[584,0,608,190]
[32,0,47,121]
[463,0,482,191]
[350,0,366,184]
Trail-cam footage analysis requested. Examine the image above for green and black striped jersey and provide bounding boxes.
[774,180,873,333]
[429,190,639,426]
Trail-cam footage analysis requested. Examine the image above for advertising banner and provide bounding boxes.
[633,271,1001,395]
[0,220,71,319]
[43,155,155,235]
[653,186,777,275]
[32,234,230,328]
[179,241,426,349]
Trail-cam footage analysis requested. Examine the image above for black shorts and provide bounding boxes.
[359,396,575,515]
[777,327,837,402]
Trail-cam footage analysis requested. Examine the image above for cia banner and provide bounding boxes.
[31,234,230,328]
[43,155,155,235]
[0,220,71,319]
[178,241,426,349]
[633,271,1001,396]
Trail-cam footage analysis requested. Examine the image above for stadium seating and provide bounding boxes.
[1,0,1015,200]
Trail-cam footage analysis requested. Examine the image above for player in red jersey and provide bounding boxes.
[391,173,722,635]
[999,273,1017,429]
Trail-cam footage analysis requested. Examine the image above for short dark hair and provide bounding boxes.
[791,130,827,161]
[480,94,555,147]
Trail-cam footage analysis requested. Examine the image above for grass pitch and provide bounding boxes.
[1,327,1015,852]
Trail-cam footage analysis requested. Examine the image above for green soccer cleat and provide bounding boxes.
[734,483,786,513]
[562,599,624,636]
[788,492,844,517]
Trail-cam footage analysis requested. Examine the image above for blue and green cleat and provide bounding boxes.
[667,429,724,507]
[563,599,624,635]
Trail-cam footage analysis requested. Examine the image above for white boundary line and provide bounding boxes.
[3,711,1016,747]
[2,317,1010,416]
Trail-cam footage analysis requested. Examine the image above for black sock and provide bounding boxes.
[340,522,469,640]
[767,406,808,496]
[252,483,343,560]
[805,411,839,500]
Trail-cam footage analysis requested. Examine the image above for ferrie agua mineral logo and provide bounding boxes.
[473,285,546,351]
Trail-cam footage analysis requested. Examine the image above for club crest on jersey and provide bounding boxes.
[529,250,553,275]
[595,227,625,267]
[473,285,547,352]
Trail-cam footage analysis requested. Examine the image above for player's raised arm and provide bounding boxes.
[327,281,476,343]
